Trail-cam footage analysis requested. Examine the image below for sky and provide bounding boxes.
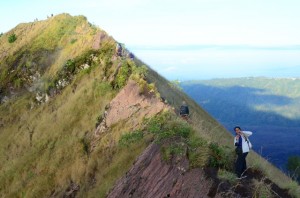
[1,0,300,80]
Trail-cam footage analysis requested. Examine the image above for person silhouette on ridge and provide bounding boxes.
[179,101,189,121]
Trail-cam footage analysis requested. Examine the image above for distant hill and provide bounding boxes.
[181,77,300,126]
[0,14,299,197]
[181,77,300,170]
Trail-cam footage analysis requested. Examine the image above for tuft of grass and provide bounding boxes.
[218,169,238,185]
[161,143,186,162]
[8,33,17,43]
[286,181,300,198]
[187,135,210,168]
[252,178,273,198]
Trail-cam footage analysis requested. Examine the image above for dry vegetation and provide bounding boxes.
[142,60,300,197]
[0,14,299,198]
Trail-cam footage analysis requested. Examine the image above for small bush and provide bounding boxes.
[144,112,170,134]
[287,156,300,182]
[8,33,17,43]
[218,169,238,185]
[115,61,131,89]
[132,65,147,79]
[80,137,90,156]
[119,131,144,147]
[187,136,233,170]
[209,143,234,170]
[64,59,76,73]
[188,136,210,168]
[145,112,192,142]
[161,144,186,162]
[252,178,273,198]
[189,147,210,168]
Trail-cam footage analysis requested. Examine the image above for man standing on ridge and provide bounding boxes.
[179,101,189,121]
[234,126,252,178]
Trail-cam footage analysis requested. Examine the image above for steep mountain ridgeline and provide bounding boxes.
[0,13,154,197]
[0,14,299,197]
[0,13,109,99]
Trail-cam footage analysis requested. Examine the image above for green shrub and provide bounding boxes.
[119,130,144,147]
[131,65,147,79]
[188,136,210,168]
[145,112,235,170]
[8,33,17,43]
[145,112,192,142]
[80,137,90,156]
[208,143,234,170]
[64,59,76,73]
[161,144,186,162]
[287,156,300,181]
[115,61,131,89]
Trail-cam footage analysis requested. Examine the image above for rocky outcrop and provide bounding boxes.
[94,80,168,136]
[107,143,221,198]
[92,32,108,50]
[106,141,293,198]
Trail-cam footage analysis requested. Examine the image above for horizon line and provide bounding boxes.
[128,44,300,51]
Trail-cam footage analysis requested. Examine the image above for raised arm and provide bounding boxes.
[242,131,252,137]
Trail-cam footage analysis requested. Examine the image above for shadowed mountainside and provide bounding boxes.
[181,80,300,170]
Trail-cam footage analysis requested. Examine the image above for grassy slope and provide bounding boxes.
[0,64,150,197]
[0,15,299,197]
[0,13,103,93]
[0,14,150,197]
[143,62,300,196]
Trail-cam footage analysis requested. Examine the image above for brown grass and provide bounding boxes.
[0,14,299,198]
[142,60,300,197]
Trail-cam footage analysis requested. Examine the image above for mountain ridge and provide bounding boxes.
[0,14,299,197]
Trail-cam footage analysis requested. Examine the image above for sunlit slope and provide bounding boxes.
[0,14,298,197]
[0,13,109,96]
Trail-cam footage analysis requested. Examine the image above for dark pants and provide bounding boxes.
[235,152,248,177]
